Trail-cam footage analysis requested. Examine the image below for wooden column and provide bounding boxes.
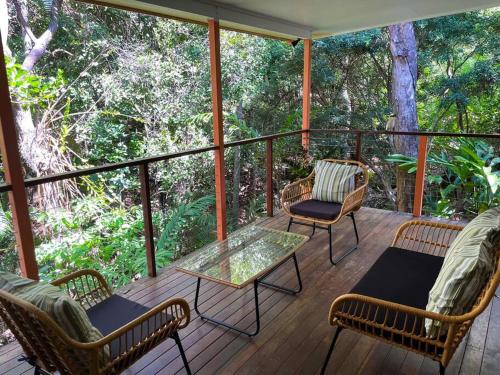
[355,131,362,161]
[302,39,312,150]
[139,163,156,277]
[413,136,428,217]
[266,139,273,217]
[0,33,38,279]
[208,19,227,241]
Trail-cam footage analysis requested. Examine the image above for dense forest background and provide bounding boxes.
[0,0,498,297]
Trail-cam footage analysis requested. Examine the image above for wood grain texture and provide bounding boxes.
[1,208,498,375]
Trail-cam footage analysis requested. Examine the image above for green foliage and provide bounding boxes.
[387,138,500,217]
[156,195,216,264]
[6,58,65,110]
[34,194,215,288]
[0,208,17,274]
[35,197,148,287]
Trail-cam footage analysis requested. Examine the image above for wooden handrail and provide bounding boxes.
[22,145,218,187]
[224,129,306,148]
[0,129,493,191]
[310,128,500,138]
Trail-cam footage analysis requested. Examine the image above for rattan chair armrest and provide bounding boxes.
[329,293,471,326]
[51,269,112,293]
[51,269,113,308]
[340,183,367,215]
[391,220,464,256]
[280,173,314,209]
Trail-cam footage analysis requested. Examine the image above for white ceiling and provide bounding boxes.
[86,0,500,39]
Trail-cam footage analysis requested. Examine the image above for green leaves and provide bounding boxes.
[156,195,215,263]
[385,154,417,173]
[389,138,499,218]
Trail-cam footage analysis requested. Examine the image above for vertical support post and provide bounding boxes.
[208,19,227,241]
[355,131,362,161]
[0,32,38,279]
[302,39,312,150]
[139,163,156,277]
[266,138,273,217]
[413,136,428,217]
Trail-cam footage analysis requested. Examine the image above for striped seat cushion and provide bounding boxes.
[425,206,500,337]
[0,272,103,344]
[311,160,362,203]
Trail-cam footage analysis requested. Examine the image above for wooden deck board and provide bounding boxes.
[1,207,498,375]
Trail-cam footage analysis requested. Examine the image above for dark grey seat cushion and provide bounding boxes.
[341,247,445,353]
[289,199,342,220]
[87,294,173,358]
[351,247,444,309]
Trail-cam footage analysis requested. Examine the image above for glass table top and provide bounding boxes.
[176,226,308,288]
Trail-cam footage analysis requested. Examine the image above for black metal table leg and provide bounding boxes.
[195,278,261,337]
[257,253,302,294]
[193,253,302,336]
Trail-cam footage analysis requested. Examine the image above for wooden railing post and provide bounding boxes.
[208,19,227,241]
[266,139,273,217]
[0,31,38,279]
[139,163,156,277]
[355,131,362,161]
[302,39,312,150]
[413,136,428,217]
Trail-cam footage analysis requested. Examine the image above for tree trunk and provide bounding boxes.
[388,22,419,212]
[5,0,68,208]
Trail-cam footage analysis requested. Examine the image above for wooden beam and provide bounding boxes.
[413,136,428,217]
[208,19,227,241]
[355,131,362,161]
[139,163,156,277]
[0,33,38,280]
[266,139,273,217]
[302,39,312,150]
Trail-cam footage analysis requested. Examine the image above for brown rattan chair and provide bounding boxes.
[321,220,500,375]
[0,269,191,375]
[281,159,369,264]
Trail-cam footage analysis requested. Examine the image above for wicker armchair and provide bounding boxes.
[281,159,369,264]
[0,269,191,375]
[321,220,500,375]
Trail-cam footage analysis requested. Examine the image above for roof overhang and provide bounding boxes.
[81,0,500,40]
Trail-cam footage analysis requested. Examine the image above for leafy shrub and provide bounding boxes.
[35,194,215,288]
[387,138,499,218]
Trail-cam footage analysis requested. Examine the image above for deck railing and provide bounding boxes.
[0,129,498,278]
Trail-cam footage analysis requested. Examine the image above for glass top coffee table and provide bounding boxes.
[176,225,308,336]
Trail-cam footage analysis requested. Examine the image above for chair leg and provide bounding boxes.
[287,217,293,232]
[311,222,316,238]
[439,363,446,375]
[173,332,192,375]
[321,327,343,375]
[330,214,360,265]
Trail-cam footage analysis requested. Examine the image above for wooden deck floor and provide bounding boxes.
[1,207,499,375]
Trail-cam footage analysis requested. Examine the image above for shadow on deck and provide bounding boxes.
[1,207,498,375]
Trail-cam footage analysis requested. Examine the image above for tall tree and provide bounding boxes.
[388,22,419,211]
[2,0,68,208]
